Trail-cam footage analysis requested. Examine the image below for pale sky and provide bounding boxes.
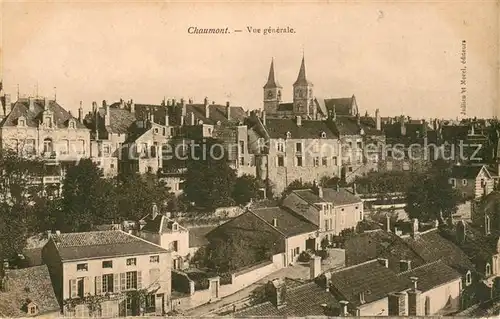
[1,1,498,119]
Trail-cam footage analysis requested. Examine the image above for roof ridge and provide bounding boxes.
[247,209,287,238]
[328,259,380,274]
[397,258,443,276]
[121,230,170,252]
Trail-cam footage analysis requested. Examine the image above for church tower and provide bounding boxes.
[293,56,314,116]
[263,59,282,115]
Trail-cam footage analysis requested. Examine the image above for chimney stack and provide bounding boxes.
[331,105,337,121]
[352,183,357,195]
[485,215,491,235]
[456,219,466,243]
[226,101,231,120]
[43,97,49,109]
[152,203,158,220]
[375,109,381,130]
[272,217,278,227]
[377,258,389,268]
[400,115,406,136]
[78,101,84,123]
[385,214,391,232]
[166,99,171,107]
[399,260,411,272]
[130,99,135,113]
[336,184,340,192]
[190,112,195,126]
[3,94,11,115]
[28,97,35,112]
[104,102,110,126]
[296,115,302,126]
[309,255,322,279]
[165,115,170,126]
[268,278,287,309]
[408,277,422,316]
[339,301,349,316]
[411,218,419,238]
[204,97,210,118]
[317,186,323,199]
[262,110,267,126]
[324,272,332,292]
[120,98,125,109]
[356,112,361,125]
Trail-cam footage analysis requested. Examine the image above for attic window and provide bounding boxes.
[286,131,292,139]
[28,303,38,315]
[321,132,327,138]
[154,128,159,134]
[217,121,221,126]
[465,271,472,286]
[486,263,491,277]
[172,222,179,231]
[68,120,75,129]
[18,117,26,127]
[198,120,204,125]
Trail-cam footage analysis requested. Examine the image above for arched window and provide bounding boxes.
[68,119,75,129]
[286,131,292,139]
[43,138,53,154]
[465,271,472,286]
[321,132,327,139]
[486,263,491,277]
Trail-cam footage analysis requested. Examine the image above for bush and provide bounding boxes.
[297,251,312,262]
[316,249,329,260]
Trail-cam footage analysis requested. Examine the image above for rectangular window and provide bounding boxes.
[77,263,88,272]
[145,294,156,313]
[296,156,303,167]
[103,145,111,156]
[102,261,113,268]
[387,150,393,157]
[386,161,393,171]
[294,247,300,255]
[126,271,138,290]
[150,255,160,263]
[170,241,178,252]
[25,139,36,156]
[77,278,84,298]
[332,156,338,166]
[313,157,319,167]
[126,258,137,266]
[277,141,285,152]
[462,179,468,186]
[357,141,362,149]
[296,142,302,153]
[403,162,410,171]
[239,157,245,165]
[322,157,328,166]
[324,220,329,231]
[450,178,456,188]
[102,274,114,293]
[248,155,255,166]
[277,156,285,167]
[239,141,245,154]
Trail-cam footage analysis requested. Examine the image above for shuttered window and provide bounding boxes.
[114,273,120,293]
[95,276,102,295]
[69,279,77,298]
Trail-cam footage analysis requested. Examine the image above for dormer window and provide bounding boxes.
[153,128,159,134]
[17,116,26,127]
[172,222,179,231]
[486,263,491,277]
[359,128,365,135]
[198,120,204,125]
[465,270,472,286]
[320,132,327,138]
[68,119,76,129]
[27,302,38,316]
[216,121,221,126]
[286,131,291,139]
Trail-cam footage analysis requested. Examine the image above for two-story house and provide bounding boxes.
[41,230,171,317]
[138,204,189,270]
[449,164,494,200]
[282,184,364,245]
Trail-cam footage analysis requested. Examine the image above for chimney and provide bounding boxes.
[352,183,357,195]
[46,230,52,239]
[120,99,125,109]
[375,109,381,130]
[356,112,361,125]
[172,98,177,108]
[151,203,158,220]
[411,218,419,238]
[296,115,302,126]
[456,219,466,243]
[166,99,171,107]
[434,219,439,229]
[336,184,340,192]
[226,101,231,120]
[3,94,11,114]
[331,105,337,121]
[150,112,155,124]
[408,277,422,316]
[399,260,411,272]
[78,101,84,123]
[44,97,49,109]
[385,214,391,232]
[130,99,135,113]
[359,291,366,304]
[190,112,195,126]
[188,98,193,104]
[262,110,267,126]
[55,230,61,236]
[309,255,322,279]
[204,97,210,118]
[485,215,491,235]
[324,272,332,292]
[272,217,278,227]
[339,300,349,316]
[377,258,389,268]
[104,102,110,126]
[388,292,407,316]
[268,278,287,309]
[165,115,170,126]
[400,115,406,136]
[28,97,35,112]
[317,186,323,199]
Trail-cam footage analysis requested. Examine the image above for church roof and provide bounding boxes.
[264,59,282,89]
[293,56,313,86]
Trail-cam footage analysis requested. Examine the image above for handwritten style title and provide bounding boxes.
[187,26,296,35]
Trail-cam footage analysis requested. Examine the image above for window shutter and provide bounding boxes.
[137,271,142,290]
[70,279,77,298]
[114,274,120,293]
[84,277,91,295]
[120,273,126,291]
[95,276,102,295]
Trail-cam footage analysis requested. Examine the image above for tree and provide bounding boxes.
[183,138,237,210]
[405,171,461,222]
[282,179,315,197]
[232,174,264,206]
[61,159,118,231]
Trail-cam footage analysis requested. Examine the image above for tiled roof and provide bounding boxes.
[51,230,168,261]
[0,98,87,129]
[451,165,487,180]
[292,188,362,206]
[178,103,246,126]
[277,102,294,112]
[22,248,44,267]
[344,230,426,273]
[250,206,318,237]
[140,214,184,234]
[235,281,340,317]
[324,97,355,116]
[441,125,469,141]
[329,260,408,307]
[403,228,475,274]
[0,265,60,317]
[264,118,338,139]
[188,226,215,248]
[397,260,462,292]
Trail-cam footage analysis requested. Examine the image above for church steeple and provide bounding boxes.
[293,54,314,116]
[264,58,282,89]
[294,55,311,86]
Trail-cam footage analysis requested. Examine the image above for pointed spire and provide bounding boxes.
[294,55,311,86]
[264,58,282,89]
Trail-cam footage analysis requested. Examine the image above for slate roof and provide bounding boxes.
[188,226,214,248]
[0,98,87,129]
[235,281,340,317]
[397,260,462,293]
[179,103,246,126]
[344,230,426,272]
[328,260,408,307]
[441,125,469,141]
[403,228,476,274]
[51,230,168,261]
[277,103,294,112]
[264,118,338,139]
[450,165,488,180]
[292,188,362,206]
[0,265,60,317]
[250,206,318,237]
[140,214,184,234]
[324,97,355,116]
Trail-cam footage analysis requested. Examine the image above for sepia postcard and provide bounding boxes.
[0,1,499,318]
